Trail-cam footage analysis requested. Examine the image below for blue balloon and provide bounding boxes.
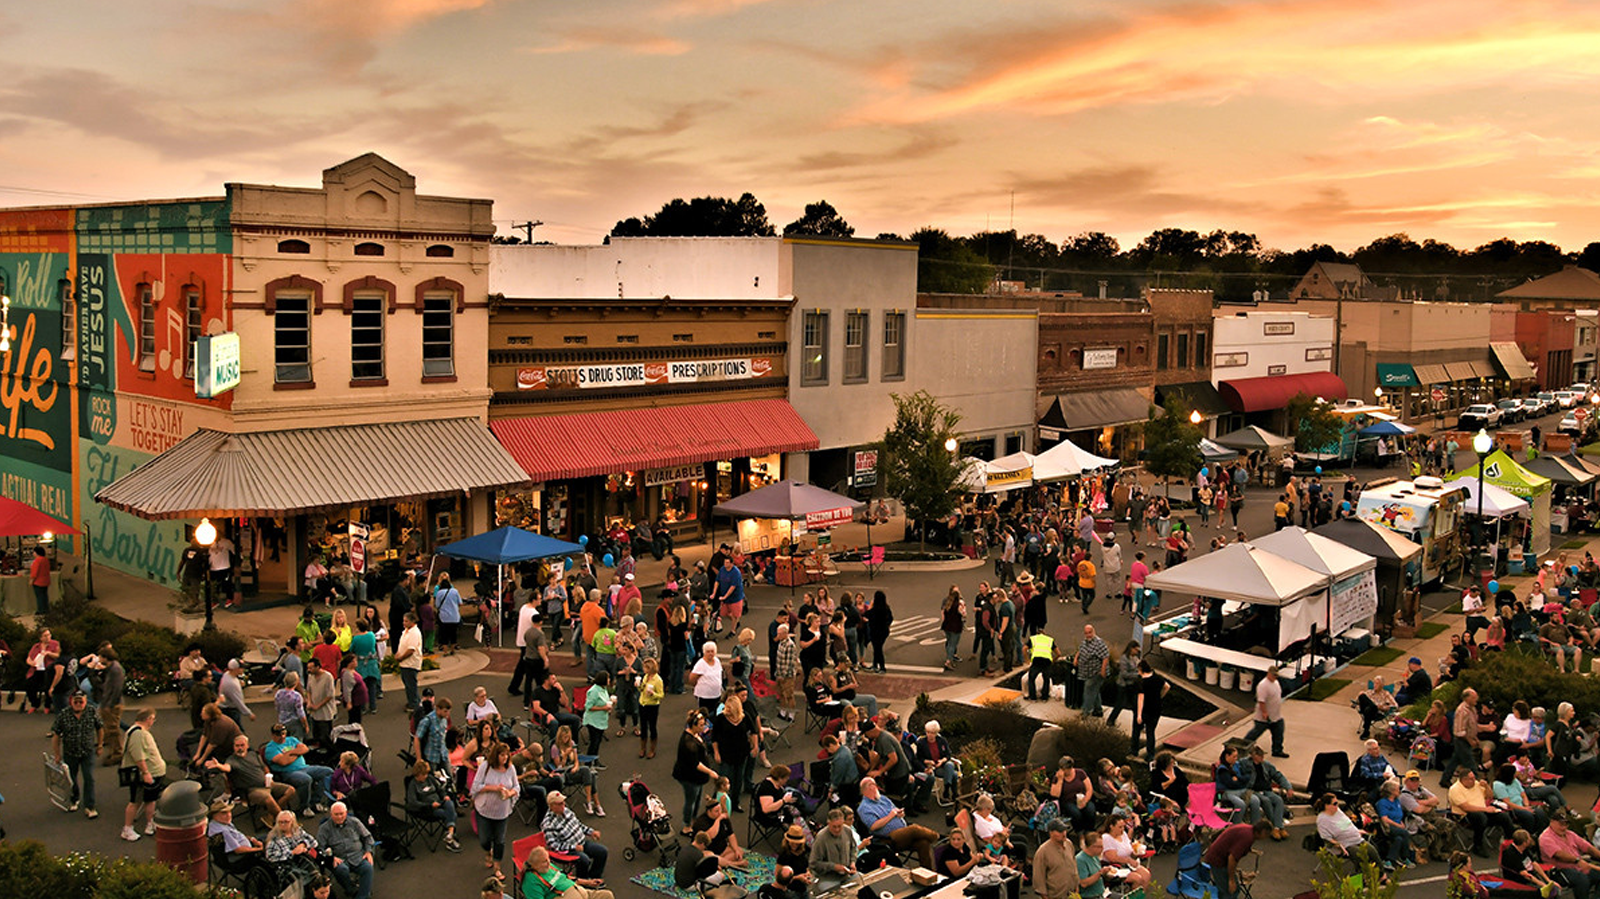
[1200,467,1209,477]
[1315,466,1323,475]
[602,552,615,568]
[578,534,589,546]
[1488,580,1500,594]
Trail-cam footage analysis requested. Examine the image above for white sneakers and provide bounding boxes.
[120,826,140,842]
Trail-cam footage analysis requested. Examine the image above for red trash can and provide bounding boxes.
[153,779,209,884]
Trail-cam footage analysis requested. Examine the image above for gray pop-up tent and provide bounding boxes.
[1214,425,1295,454]
[1312,517,1423,626]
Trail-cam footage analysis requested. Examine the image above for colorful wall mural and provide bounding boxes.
[0,201,232,584]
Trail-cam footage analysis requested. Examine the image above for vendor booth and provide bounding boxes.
[1251,527,1380,654]
[0,496,75,616]
[1448,449,1551,557]
[436,527,585,646]
[1523,455,1597,503]
[713,479,862,587]
[1446,478,1532,574]
[1143,543,1331,684]
[1213,425,1295,455]
[1312,517,1424,628]
[1199,438,1239,465]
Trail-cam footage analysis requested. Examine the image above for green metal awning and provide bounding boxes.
[1375,363,1418,387]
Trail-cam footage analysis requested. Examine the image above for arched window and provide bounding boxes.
[353,242,385,257]
[425,244,454,258]
[277,239,311,254]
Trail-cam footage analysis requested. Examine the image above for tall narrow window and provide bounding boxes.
[801,311,829,385]
[183,287,202,379]
[349,290,385,381]
[59,280,75,360]
[882,312,905,380]
[422,291,455,377]
[137,283,156,371]
[1195,331,1208,368]
[274,293,312,383]
[1176,332,1190,368]
[1156,332,1169,371]
[844,311,868,383]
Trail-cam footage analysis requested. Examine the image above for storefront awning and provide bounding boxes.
[1375,364,1418,388]
[95,418,531,521]
[1490,343,1538,382]
[1468,361,1496,379]
[1155,381,1231,417]
[1217,371,1348,414]
[1444,362,1478,382]
[490,398,819,483]
[1412,364,1448,384]
[1038,388,1151,431]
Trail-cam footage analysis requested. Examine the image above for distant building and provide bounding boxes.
[1496,264,1600,312]
[1288,262,1398,301]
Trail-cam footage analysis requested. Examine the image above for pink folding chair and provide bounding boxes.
[1186,781,1236,832]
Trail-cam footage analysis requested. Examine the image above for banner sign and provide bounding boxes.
[986,466,1032,489]
[644,464,701,487]
[804,507,855,529]
[853,450,878,488]
[1082,348,1118,370]
[516,357,773,390]
[1328,570,1378,636]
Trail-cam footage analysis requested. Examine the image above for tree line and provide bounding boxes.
[600,194,1600,301]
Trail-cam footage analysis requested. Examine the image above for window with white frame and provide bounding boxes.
[882,312,905,380]
[274,293,312,383]
[802,310,828,385]
[137,283,155,371]
[422,291,455,377]
[183,287,202,379]
[350,290,385,381]
[843,311,868,383]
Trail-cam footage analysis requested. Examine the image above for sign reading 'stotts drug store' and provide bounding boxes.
[194,333,242,399]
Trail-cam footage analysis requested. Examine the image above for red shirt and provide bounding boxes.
[1203,823,1257,868]
[312,642,343,674]
[30,554,50,587]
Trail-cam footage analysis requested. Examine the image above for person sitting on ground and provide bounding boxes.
[856,776,938,870]
[690,796,748,870]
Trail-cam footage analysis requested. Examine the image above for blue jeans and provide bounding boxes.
[1080,674,1105,716]
[330,857,373,899]
[1244,717,1286,755]
[63,754,96,810]
[280,765,334,809]
[679,779,702,830]
[573,839,608,878]
[944,632,961,664]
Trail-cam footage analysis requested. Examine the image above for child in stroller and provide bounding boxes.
[618,778,680,867]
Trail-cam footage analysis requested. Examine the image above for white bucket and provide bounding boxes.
[1205,665,1220,686]
[1219,667,1237,690]
[1237,669,1257,692]
[1186,659,1200,680]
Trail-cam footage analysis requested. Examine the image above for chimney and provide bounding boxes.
[1098,280,1108,300]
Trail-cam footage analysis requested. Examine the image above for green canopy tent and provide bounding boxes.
[1449,449,1552,556]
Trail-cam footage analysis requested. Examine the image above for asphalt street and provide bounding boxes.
[0,402,1573,899]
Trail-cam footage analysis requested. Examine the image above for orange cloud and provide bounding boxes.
[852,0,1600,124]
[525,28,690,56]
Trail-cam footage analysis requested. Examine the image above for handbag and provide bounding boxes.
[118,725,142,786]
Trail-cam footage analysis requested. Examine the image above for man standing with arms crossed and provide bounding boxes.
[395,612,424,712]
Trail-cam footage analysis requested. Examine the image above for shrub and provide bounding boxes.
[0,612,31,686]
[1047,713,1139,769]
[191,629,248,667]
[0,839,233,899]
[1459,650,1600,716]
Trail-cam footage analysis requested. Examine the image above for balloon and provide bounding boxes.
[1200,467,1209,477]
[578,534,589,546]
[1488,580,1499,594]
[602,552,615,568]
[1315,466,1323,475]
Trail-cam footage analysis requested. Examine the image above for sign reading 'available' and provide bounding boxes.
[516,357,774,390]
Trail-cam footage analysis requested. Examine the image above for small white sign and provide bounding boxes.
[195,333,242,399]
[1082,348,1118,370]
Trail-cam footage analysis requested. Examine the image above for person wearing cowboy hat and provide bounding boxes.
[206,798,265,860]
[773,824,814,890]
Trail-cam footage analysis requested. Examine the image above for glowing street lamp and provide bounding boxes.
[943,437,958,453]
[1188,410,1202,425]
[194,518,218,630]
[1472,429,1492,588]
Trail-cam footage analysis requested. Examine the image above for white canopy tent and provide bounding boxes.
[1031,440,1118,481]
[978,452,1035,493]
[973,443,1117,493]
[1143,543,1327,607]
[1251,527,1379,649]
[1448,479,1531,519]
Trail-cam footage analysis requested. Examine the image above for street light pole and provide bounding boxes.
[1472,429,1492,588]
[195,518,218,631]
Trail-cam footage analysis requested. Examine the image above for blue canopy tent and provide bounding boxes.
[437,526,586,645]
[1357,420,1416,437]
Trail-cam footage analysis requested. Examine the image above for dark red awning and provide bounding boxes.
[490,398,820,483]
[1218,371,1349,414]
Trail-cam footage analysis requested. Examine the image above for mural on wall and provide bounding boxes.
[0,209,75,540]
[75,201,233,584]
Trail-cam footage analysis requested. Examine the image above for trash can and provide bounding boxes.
[154,779,208,884]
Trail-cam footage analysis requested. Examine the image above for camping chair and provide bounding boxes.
[1165,838,1214,899]
[747,801,786,851]
[803,699,833,734]
[208,835,279,899]
[512,832,579,890]
[346,781,415,868]
[1184,782,1236,833]
[1307,751,1357,804]
[750,693,793,748]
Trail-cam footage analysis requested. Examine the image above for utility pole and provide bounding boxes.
[513,220,542,244]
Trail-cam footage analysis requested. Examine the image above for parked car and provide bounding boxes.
[1496,399,1524,423]
[1556,390,1581,408]
[1458,403,1502,430]
[1560,413,1584,435]
[1521,397,1545,418]
[1538,391,1559,412]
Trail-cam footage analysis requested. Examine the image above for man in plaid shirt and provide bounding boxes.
[413,697,453,780]
[541,791,608,880]
[1073,625,1111,717]
[51,689,103,817]
[774,623,799,721]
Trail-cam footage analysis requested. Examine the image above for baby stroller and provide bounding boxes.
[618,778,679,867]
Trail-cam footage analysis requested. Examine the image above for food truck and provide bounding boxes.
[1355,475,1469,584]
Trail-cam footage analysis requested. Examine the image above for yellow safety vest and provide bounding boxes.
[1029,633,1055,660]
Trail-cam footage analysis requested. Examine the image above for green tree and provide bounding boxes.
[609,193,776,237]
[1284,392,1344,455]
[878,390,964,550]
[783,200,855,238]
[911,227,994,293]
[1141,399,1203,499]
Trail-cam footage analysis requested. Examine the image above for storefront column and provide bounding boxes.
[286,516,305,597]
[732,457,751,497]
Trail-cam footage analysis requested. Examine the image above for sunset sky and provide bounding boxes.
[4,0,1600,253]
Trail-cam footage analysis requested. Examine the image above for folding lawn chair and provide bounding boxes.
[1185,782,1236,833]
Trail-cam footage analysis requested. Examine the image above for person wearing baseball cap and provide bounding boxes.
[1396,657,1433,706]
